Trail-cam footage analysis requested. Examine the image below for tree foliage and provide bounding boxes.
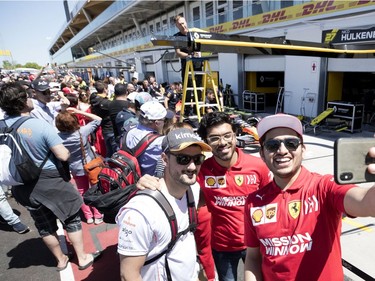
[24,62,41,69]
[1,60,41,70]
[2,60,13,69]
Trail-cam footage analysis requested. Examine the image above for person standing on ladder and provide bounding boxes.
[173,15,203,117]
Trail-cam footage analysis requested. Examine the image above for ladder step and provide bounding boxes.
[186,87,204,91]
[198,103,221,108]
[188,71,208,75]
[184,101,205,106]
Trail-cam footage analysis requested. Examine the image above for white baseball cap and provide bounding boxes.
[140,100,167,120]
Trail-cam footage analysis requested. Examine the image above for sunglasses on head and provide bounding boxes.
[169,153,206,165]
[263,138,301,153]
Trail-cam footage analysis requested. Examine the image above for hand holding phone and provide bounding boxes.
[334,138,375,184]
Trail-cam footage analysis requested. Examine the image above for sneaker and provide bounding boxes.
[94,217,103,225]
[86,218,94,224]
[12,222,30,234]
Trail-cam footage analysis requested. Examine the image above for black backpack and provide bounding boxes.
[0,117,49,186]
[83,131,160,222]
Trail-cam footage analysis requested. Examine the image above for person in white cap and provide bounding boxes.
[115,91,153,134]
[122,100,167,176]
[244,113,375,281]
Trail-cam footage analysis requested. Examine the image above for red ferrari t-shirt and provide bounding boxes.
[198,148,271,252]
[244,166,355,281]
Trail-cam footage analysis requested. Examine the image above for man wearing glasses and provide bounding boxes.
[244,114,375,280]
[117,128,211,281]
[196,112,271,281]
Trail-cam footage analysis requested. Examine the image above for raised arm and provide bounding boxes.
[66,107,102,121]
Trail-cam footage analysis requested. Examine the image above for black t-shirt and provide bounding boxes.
[108,100,128,137]
[89,94,113,134]
[174,31,189,72]
[166,90,181,111]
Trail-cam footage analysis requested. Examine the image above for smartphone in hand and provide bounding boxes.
[334,138,375,184]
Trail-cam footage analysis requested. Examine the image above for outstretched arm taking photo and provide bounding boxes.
[344,186,375,217]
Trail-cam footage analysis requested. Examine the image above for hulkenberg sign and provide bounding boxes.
[323,27,375,44]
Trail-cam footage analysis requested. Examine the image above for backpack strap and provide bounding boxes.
[7,116,32,130]
[4,116,51,169]
[121,130,160,157]
[139,186,197,269]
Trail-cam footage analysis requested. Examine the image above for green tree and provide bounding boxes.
[2,60,13,69]
[24,62,41,69]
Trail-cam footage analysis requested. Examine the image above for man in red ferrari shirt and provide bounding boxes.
[196,112,271,281]
[244,114,375,281]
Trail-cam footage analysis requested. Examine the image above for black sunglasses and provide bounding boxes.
[169,153,206,166]
[263,138,301,153]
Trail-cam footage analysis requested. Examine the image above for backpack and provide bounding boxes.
[0,117,50,186]
[119,187,197,281]
[83,131,160,222]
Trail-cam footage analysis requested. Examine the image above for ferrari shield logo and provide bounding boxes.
[288,201,301,219]
[235,175,244,186]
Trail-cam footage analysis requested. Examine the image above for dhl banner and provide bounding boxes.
[206,0,375,34]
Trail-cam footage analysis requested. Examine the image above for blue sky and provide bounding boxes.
[0,0,67,66]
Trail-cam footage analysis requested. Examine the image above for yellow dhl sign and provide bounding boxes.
[207,0,375,33]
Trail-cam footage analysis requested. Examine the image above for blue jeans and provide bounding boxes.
[212,249,246,281]
[0,185,20,226]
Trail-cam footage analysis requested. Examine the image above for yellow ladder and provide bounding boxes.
[180,58,223,122]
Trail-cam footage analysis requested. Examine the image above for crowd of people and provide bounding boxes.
[0,68,223,277]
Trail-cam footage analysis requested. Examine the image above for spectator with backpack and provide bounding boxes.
[116,127,212,281]
[115,91,153,134]
[122,100,167,176]
[55,107,104,225]
[0,83,102,271]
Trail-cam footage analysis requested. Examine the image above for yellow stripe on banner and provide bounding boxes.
[342,217,373,233]
[194,38,375,55]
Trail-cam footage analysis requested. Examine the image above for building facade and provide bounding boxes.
[50,0,375,117]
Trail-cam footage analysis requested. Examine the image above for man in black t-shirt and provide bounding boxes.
[173,15,202,116]
[108,83,128,141]
[90,81,117,157]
